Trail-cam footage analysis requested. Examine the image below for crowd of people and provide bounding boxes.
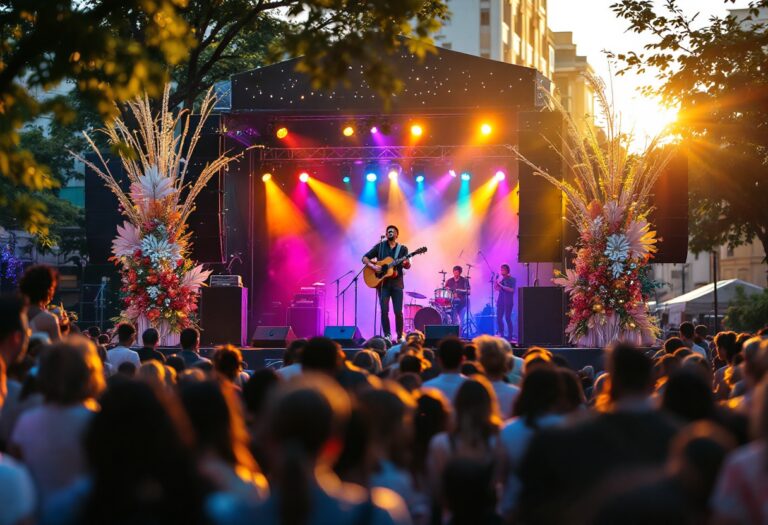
[1,264,768,524]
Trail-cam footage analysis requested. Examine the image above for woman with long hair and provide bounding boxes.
[19,265,61,343]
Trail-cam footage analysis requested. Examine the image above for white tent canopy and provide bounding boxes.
[656,279,764,324]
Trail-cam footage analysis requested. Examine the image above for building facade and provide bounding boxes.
[551,31,595,131]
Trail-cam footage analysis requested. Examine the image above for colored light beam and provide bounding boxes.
[305,177,359,227]
[264,179,309,237]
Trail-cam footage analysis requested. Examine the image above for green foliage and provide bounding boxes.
[610,0,768,262]
[724,286,768,332]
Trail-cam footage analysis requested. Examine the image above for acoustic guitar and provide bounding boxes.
[363,246,428,288]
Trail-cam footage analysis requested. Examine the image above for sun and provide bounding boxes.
[623,95,680,151]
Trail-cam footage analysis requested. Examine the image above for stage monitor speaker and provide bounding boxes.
[651,151,688,263]
[425,325,459,346]
[251,326,296,348]
[519,287,567,347]
[324,326,364,347]
[199,286,248,346]
[518,111,565,263]
[287,306,323,339]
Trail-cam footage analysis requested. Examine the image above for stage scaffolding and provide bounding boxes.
[256,144,518,162]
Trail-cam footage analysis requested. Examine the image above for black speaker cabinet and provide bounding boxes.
[199,287,248,346]
[425,325,460,347]
[324,326,364,347]
[287,307,323,339]
[251,326,297,348]
[519,287,567,347]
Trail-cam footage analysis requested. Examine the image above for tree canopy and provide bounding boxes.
[611,0,768,267]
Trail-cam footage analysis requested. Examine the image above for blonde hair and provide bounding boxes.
[474,335,512,377]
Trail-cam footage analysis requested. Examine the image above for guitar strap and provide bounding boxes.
[394,243,403,260]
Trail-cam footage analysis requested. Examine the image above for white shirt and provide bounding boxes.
[10,403,95,502]
[423,373,468,404]
[491,380,520,419]
[277,363,302,379]
[691,342,708,360]
[383,344,403,367]
[106,345,141,369]
[0,453,36,525]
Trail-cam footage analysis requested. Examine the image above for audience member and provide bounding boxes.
[475,335,520,418]
[19,265,61,343]
[352,349,383,375]
[212,345,247,387]
[174,327,210,368]
[106,323,140,369]
[423,337,467,404]
[136,328,166,363]
[680,322,708,359]
[276,338,307,379]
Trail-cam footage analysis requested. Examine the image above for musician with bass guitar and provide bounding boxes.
[361,225,411,342]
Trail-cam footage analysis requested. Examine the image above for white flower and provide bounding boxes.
[140,235,181,265]
[147,286,160,299]
[605,234,630,262]
[130,165,175,208]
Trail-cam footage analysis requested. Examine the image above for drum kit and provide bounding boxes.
[404,270,466,333]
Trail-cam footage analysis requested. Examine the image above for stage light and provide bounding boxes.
[410,124,423,137]
[415,174,425,183]
[299,172,310,183]
[370,126,379,134]
[481,123,493,136]
[276,127,288,139]
[366,172,377,182]
[262,173,272,182]
[449,169,457,178]
[342,126,355,137]
[388,169,398,180]
[494,170,506,181]
[342,176,351,184]
[461,172,471,181]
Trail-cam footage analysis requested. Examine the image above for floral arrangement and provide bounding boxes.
[73,85,238,340]
[517,76,674,347]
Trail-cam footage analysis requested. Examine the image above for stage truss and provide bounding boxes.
[256,144,518,162]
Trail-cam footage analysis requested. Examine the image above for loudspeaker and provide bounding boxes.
[251,326,296,348]
[84,156,129,263]
[651,151,688,263]
[287,306,323,339]
[324,326,364,347]
[474,315,496,336]
[199,287,248,346]
[518,111,565,262]
[519,287,567,347]
[425,325,460,346]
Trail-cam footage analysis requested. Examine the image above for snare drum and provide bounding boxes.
[434,288,453,307]
[414,306,443,332]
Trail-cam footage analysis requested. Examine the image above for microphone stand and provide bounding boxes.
[340,266,364,328]
[332,270,354,325]
[478,250,496,319]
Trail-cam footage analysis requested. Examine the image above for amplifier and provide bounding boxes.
[210,274,242,287]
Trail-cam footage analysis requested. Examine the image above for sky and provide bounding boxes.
[547,0,753,149]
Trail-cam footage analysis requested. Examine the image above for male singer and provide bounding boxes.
[362,225,411,342]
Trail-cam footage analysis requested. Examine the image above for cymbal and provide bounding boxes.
[405,291,427,299]
[312,282,325,286]
[438,270,447,275]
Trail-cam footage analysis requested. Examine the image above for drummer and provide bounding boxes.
[445,265,470,326]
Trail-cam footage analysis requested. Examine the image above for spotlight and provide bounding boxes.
[387,164,401,180]
[410,124,423,137]
[370,126,379,134]
[262,173,272,182]
[415,175,425,183]
[366,172,378,182]
[481,123,493,136]
[388,170,398,180]
[342,176,351,184]
[494,170,506,181]
[343,126,355,137]
[276,127,288,139]
[449,169,457,178]
[299,172,310,183]
[461,172,471,181]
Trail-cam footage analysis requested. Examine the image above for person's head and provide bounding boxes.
[115,322,136,346]
[662,370,715,422]
[97,334,110,346]
[751,375,768,442]
[522,346,554,374]
[0,294,29,366]
[680,354,712,384]
[406,330,425,346]
[558,368,586,411]
[87,326,101,340]
[362,337,387,357]
[179,327,200,352]
[212,344,244,382]
[742,336,768,389]
[679,321,695,341]
[664,336,686,355]
[358,382,416,465]
[475,335,511,380]
[242,368,281,422]
[19,264,58,306]
[452,265,462,278]
[180,380,258,472]
[142,328,160,348]
[413,388,452,474]
[714,331,740,363]
[117,361,137,377]
[694,325,708,342]
[283,338,308,366]
[397,372,422,392]
[166,354,186,374]
[265,374,352,524]
[352,349,382,375]
[399,353,424,375]
[436,336,464,372]
[38,337,105,405]
[607,342,654,402]
[513,367,564,424]
[137,360,167,391]
[385,224,399,241]
[301,336,342,374]
[462,342,477,362]
[655,354,681,383]
[83,380,206,523]
[500,263,510,276]
[454,375,502,440]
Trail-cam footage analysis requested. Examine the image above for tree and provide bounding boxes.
[724,286,768,332]
[610,0,768,274]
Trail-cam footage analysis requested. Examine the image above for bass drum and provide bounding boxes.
[414,306,443,332]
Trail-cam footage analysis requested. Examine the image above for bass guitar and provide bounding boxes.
[363,246,428,288]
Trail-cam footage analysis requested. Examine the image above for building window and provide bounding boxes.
[515,7,522,36]
[480,8,490,26]
[727,246,734,257]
